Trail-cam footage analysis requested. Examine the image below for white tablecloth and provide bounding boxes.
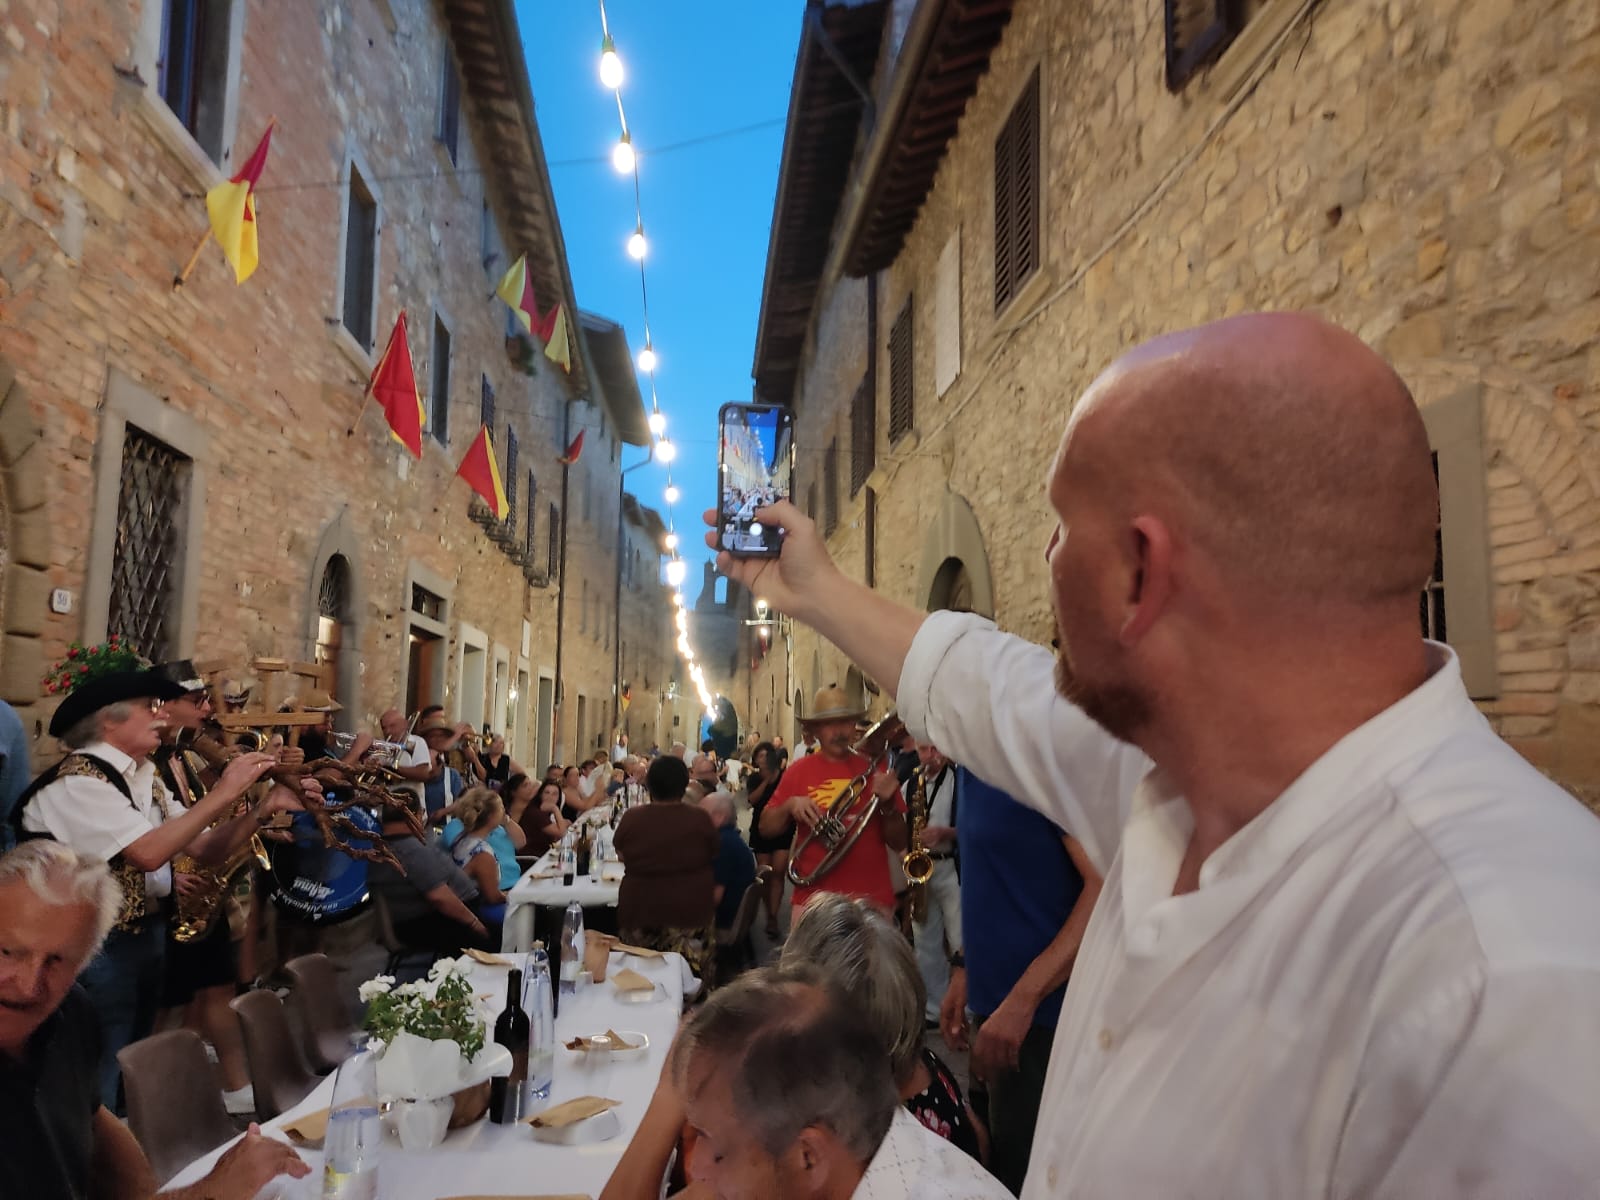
[502,852,623,954]
[167,952,685,1198]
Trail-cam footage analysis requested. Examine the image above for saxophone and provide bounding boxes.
[168,744,270,944]
[903,766,934,921]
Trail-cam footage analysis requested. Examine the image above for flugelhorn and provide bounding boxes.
[787,712,904,888]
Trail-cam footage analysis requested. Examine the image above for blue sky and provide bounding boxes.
[517,0,802,599]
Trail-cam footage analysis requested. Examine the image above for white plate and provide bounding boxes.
[562,1030,650,1058]
[528,1106,622,1145]
[614,983,662,1005]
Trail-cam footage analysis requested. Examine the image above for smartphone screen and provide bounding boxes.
[718,402,794,556]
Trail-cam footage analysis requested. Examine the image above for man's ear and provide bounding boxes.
[1120,514,1175,644]
[784,1126,842,1194]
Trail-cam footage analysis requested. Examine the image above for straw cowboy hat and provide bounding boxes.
[801,683,867,725]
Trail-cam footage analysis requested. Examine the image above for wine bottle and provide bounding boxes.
[490,968,530,1124]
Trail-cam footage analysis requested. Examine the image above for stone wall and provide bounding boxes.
[0,0,637,767]
[756,0,1600,804]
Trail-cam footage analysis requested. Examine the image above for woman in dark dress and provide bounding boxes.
[480,734,515,791]
[743,742,791,938]
[508,775,568,857]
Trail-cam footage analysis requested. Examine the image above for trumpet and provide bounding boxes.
[788,712,904,888]
[328,731,408,770]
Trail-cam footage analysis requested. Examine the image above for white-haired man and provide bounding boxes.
[710,313,1600,1195]
[0,841,309,1198]
[702,789,757,938]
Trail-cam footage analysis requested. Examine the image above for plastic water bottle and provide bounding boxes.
[559,901,585,1001]
[523,946,556,1102]
[322,1048,381,1199]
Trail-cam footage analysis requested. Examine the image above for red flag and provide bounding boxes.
[457,425,509,519]
[368,311,424,457]
[558,429,584,465]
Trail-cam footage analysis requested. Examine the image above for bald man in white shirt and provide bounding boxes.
[707,312,1600,1198]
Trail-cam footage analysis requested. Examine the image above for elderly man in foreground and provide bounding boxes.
[0,842,308,1198]
[708,312,1600,1196]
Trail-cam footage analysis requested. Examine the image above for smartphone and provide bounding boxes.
[717,402,795,557]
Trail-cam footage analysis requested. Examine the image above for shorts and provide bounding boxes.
[162,917,238,1007]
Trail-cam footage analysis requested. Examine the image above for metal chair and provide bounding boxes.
[117,1030,239,1185]
[284,952,359,1075]
[229,990,320,1120]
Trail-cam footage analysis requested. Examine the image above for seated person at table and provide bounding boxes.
[561,764,597,820]
[613,756,719,981]
[599,966,1010,1200]
[443,783,525,890]
[782,893,987,1163]
[0,841,311,1199]
[508,776,569,858]
[366,800,494,955]
[444,788,511,927]
[701,790,756,932]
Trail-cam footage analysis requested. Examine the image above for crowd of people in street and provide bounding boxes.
[3,314,1599,1198]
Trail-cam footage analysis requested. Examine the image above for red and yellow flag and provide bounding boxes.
[495,254,539,335]
[558,429,584,465]
[543,303,572,373]
[457,424,509,519]
[369,311,425,458]
[205,123,274,283]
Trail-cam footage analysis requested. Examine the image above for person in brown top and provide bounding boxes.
[613,755,720,984]
[507,775,568,858]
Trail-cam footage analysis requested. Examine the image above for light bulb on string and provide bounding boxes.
[612,132,636,174]
[648,410,667,437]
[663,482,680,505]
[655,437,677,464]
[599,34,624,89]
[665,558,687,587]
[664,531,679,551]
[673,591,686,608]
[637,344,657,373]
[627,224,648,261]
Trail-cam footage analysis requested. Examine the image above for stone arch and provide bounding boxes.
[0,360,53,740]
[305,509,367,730]
[915,490,995,618]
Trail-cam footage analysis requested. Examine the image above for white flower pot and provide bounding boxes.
[390,1096,453,1150]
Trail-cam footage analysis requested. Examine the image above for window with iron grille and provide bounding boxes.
[318,555,350,621]
[437,47,461,166]
[1420,453,1446,642]
[823,439,839,537]
[342,164,378,350]
[548,502,561,576]
[1165,0,1245,91]
[888,301,914,444]
[807,482,817,523]
[525,471,538,560]
[994,68,1041,313]
[864,487,877,588]
[411,583,445,621]
[849,378,874,496]
[158,0,233,162]
[480,375,495,431]
[108,426,188,661]
[430,315,451,445]
[505,428,519,522]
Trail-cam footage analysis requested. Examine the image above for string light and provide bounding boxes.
[663,531,679,551]
[663,483,680,505]
[654,437,677,464]
[599,33,624,89]
[637,344,657,373]
[626,224,648,261]
[648,410,667,437]
[611,132,636,174]
[665,559,688,587]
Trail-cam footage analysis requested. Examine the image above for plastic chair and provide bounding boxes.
[716,869,767,978]
[373,890,433,978]
[117,1030,239,1185]
[229,990,320,1120]
[284,953,359,1075]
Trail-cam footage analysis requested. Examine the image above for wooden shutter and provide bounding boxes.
[505,427,519,519]
[864,486,877,588]
[994,69,1041,312]
[480,375,495,430]
[1165,0,1244,91]
[823,440,839,537]
[888,300,914,444]
[850,378,874,496]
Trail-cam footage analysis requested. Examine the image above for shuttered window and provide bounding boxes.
[850,379,874,496]
[548,502,560,576]
[505,428,519,521]
[525,471,538,560]
[480,375,495,430]
[994,69,1041,313]
[1165,0,1244,91]
[888,301,914,444]
[823,440,839,537]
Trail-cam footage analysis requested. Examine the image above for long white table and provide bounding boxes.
[503,851,623,954]
[168,951,687,1199]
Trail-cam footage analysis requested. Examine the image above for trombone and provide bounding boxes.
[787,712,905,888]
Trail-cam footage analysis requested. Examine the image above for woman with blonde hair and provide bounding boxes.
[781,892,987,1163]
[447,787,509,927]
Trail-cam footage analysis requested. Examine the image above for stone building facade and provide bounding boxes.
[0,0,671,768]
[750,0,1600,803]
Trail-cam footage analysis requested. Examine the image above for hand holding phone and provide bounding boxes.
[717,403,794,557]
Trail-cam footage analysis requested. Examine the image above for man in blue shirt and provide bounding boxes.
[702,789,756,931]
[939,767,1102,1195]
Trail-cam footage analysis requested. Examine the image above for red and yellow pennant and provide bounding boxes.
[495,254,540,335]
[457,424,510,519]
[368,311,425,458]
[204,122,274,283]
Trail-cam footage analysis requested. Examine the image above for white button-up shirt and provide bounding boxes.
[900,612,1600,1198]
[854,1107,1011,1200]
[22,740,173,897]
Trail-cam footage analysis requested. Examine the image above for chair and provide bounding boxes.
[373,889,433,978]
[118,1030,239,1185]
[229,990,320,1120]
[716,868,768,979]
[285,953,359,1075]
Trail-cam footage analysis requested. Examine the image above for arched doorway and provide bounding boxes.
[916,491,995,618]
[305,513,365,729]
[928,557,975,612]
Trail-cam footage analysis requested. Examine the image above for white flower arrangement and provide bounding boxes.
[360,958,487,1060]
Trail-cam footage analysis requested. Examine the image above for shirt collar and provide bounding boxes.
[80,741,139,779]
